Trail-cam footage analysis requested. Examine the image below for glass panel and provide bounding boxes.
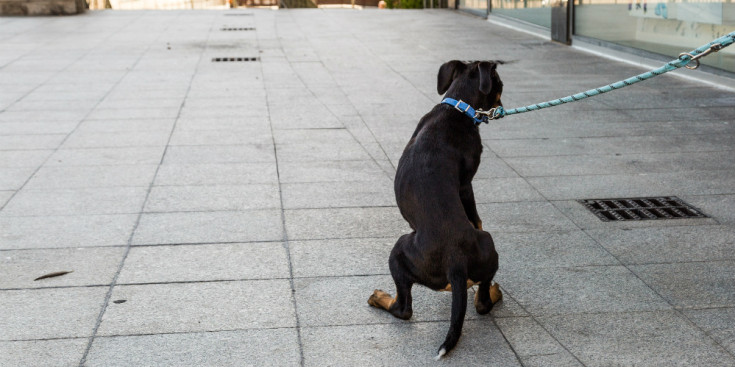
[459,0,488,15]
[574,0,735,72]
[490,0,552,28]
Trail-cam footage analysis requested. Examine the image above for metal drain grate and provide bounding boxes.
[579,196,707,222]
[211,57,259,62]
[221,27,256,31]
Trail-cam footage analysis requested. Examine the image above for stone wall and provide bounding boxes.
[0,0,85,15]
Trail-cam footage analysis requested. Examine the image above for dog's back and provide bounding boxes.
[395,106,483,235]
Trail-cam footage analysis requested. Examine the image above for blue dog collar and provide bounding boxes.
[441,98,487,125]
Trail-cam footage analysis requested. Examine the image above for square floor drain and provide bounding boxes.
[211,57,259,62]
[579,196,707,222]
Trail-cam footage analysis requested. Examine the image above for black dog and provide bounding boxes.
[368,60,504,359]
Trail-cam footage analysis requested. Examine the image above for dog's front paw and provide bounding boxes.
[474,291,492,315]
[474,283,503,315]
[490,282,503,304]
[368,289,393,308]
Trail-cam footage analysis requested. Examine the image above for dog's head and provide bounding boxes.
[437,60,503,111]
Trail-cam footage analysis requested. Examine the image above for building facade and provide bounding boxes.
[460,0,735,73]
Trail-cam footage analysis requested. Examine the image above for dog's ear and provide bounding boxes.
[437,60,465,95]
[478,61,498,94]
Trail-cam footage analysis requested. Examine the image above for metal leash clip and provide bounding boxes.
[475,107,503,122]
[679,43,723,70]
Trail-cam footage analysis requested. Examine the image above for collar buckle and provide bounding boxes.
[453,99,472,114]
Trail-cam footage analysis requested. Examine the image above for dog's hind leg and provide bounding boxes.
[368,235,414,320]
[437,266,469,359]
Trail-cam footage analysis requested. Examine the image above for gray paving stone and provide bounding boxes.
[0,247,124,289]
[630,261,735,309]
[76,119,175,133]
[301,320,521,366]
[295,275,525,328]
[539,311,735,366]
[145,184,280,212]
[0,190,12,207]
[168,128,273,146]
[275,140,371,162]
[285,207,410,240]
[488,133,735,158]
[85,107,181,121]
[2,187,148,216]
[0,121,78,135]
[277,160,390,183]
[154,163,278,186]
[684,194,735,225]
[0,150,53,168]
[0,338,87,367]
[179,106,268,119]
[290,237,395,278]
[0,134,66,151]
[0,110,87,122]
[0,287,107,340]
[46,147,165,166]
[25,165,158,189]
[360,117,418,144]
[380,141,409,165]
[118,242,289,284]
[132,210,283,245]
[501,266,671,315]
[107,89,188,102]
[494,316,565,357]
[0,167,33,190]
[653,169,735,196]
[96,98,183,110]
[162,144,275,164]
[473,178,545,203]
[506,151,735,177]
[96,280,295,336]
[0,214,137,250]
[493,230,618,271]
[281,179,394,209]
[61,130,172,149]
[526,173,670,201]
[182,98,267,109]
[174,116,270,131]
[684,307,735,355]
[86,329,300,367]
[586,225,735,265]
[520,352,584,367]
[476,202,578,233]
[272,128,353,145]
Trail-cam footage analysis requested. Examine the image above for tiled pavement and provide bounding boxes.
[1,8,735,366]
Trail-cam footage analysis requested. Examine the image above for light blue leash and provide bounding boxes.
[475,31,735,121]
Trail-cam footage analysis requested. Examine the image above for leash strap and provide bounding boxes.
[441,98,486,125]
[479,31,735,120]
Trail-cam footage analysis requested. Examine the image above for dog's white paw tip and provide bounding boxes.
[435,348,446,361]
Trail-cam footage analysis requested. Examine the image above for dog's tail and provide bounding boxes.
[436,268,468,360]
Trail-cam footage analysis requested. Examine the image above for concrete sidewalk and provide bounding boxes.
[1,8,735,366]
